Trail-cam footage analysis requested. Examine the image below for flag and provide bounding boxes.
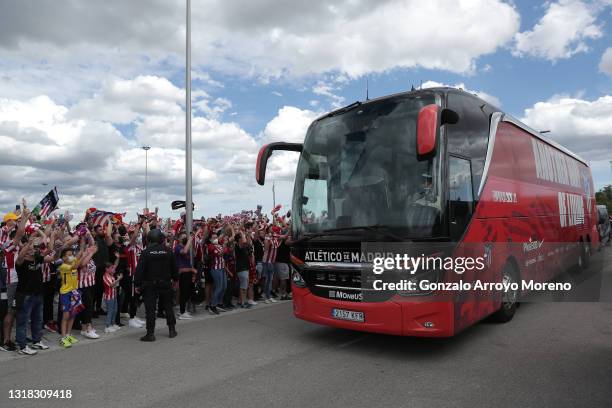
[89,210,114,227]
[33,187,59,218]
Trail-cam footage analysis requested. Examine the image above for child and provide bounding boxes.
[103,259,122,333]
[58,248,82,348]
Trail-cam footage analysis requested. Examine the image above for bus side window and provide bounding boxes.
[449,156,474,238]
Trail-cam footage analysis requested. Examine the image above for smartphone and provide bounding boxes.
[15,204,20,211]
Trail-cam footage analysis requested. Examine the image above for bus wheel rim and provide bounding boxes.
[502,270,516,310]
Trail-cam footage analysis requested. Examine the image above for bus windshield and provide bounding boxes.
[293,94,443,240]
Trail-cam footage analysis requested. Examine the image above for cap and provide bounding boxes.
[3,213,18,222]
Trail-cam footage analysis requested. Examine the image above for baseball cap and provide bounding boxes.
[3,213,19,222]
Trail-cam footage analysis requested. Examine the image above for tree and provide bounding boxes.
[595,184,612,213]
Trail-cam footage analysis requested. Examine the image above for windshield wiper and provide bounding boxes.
[324,101,362,118]
[293,224,405,244]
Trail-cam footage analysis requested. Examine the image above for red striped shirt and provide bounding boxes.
[207,243,225,270]
[103,270,117,300]
[263,236,279,263]
[78,259,96,288]
[2,241,19,284]
[127,244,141,276]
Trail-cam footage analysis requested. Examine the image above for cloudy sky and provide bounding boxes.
[1,0,611,220]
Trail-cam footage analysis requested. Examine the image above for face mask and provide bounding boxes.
[212,239,219,245]
[67,255,75,263]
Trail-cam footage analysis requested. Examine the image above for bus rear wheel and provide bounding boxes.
[491,263,518,323]
[576,239,590,273]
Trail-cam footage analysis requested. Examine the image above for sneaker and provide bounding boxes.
[129,318,145,328]
[120,313,130,318]
[264,299,271,304]
[18,345,38,355]
[0,342,17,352]
[209,306,220,315]
[82,330,100,339]
[223,304,235,310]
[116,322,125,327]
[67,335,79,344]
[104,326,116,333]
[111,324,122,331]
[248,300,258,306]
[134,317,145,325]
[59,337,72,348]
[270,297,278,303]
[216,305,228,312]
[44,321,58,332]
[31,341,49,350]
[178,313,193,320]
[244,303,253,309]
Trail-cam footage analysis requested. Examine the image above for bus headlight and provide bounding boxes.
[292,268,306,288]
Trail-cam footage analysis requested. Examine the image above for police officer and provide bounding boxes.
[134,229,178,342]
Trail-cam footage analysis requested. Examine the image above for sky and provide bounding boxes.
[0,0,612,220]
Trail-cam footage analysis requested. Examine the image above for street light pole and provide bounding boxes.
[142,146,151,211]
[185,0,193,240]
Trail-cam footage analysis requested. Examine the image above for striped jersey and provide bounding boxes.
[263,236,280,263]
[78,259,96,288]
[102,269,117,300]
[207,243,225,270]
[126,244,141,276]
[2,240,19,285]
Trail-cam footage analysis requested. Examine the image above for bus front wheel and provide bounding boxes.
[491,263,518,323]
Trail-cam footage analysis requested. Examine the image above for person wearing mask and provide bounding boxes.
[76,233,99,340]
[175,232,195,320]
[92,223,113,317]
[14,236,55,355]
[125,225,145,329]
[0,209,29,352]
[207,231,226,315]
[262,225,280,304]
[134,229,178,342]
[234,229,252,308]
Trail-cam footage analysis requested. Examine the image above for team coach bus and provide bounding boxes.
[256,87,598,337]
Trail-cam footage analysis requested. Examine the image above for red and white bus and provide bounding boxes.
[256,87,599,337]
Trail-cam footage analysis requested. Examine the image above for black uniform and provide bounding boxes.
[134,243,178,335]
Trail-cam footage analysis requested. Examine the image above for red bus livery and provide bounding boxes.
[256,87,598,337]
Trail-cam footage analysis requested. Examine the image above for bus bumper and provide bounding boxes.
[292,286,454,337]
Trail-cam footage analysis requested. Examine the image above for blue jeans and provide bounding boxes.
[105,298,117,328]
[16,294,43,348]
[262,262,275,298]
[210,268,226,306]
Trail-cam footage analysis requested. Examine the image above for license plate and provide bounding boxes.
[332,308,364,322]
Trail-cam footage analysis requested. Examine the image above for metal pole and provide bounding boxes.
[142,146,151,211]
[185,0,193,239]
[272,180,276,208]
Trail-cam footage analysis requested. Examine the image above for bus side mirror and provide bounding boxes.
[416,104,439,158]
[256,142,303,185]
[416,105,459,159]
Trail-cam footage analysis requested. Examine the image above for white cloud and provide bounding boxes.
[312,81,346,108]
[260,106,320,181]
[0,0,520,79]
[513,0,603,61]
[421,80,501,107]
[521,94,612,161]
[599,48,612,75]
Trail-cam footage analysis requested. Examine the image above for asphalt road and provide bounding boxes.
[1,247,611,408]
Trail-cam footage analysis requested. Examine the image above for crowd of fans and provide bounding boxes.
[0,200,293,355]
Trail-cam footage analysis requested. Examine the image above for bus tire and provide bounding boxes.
[576,239,590,273]
[491,263,518,323]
